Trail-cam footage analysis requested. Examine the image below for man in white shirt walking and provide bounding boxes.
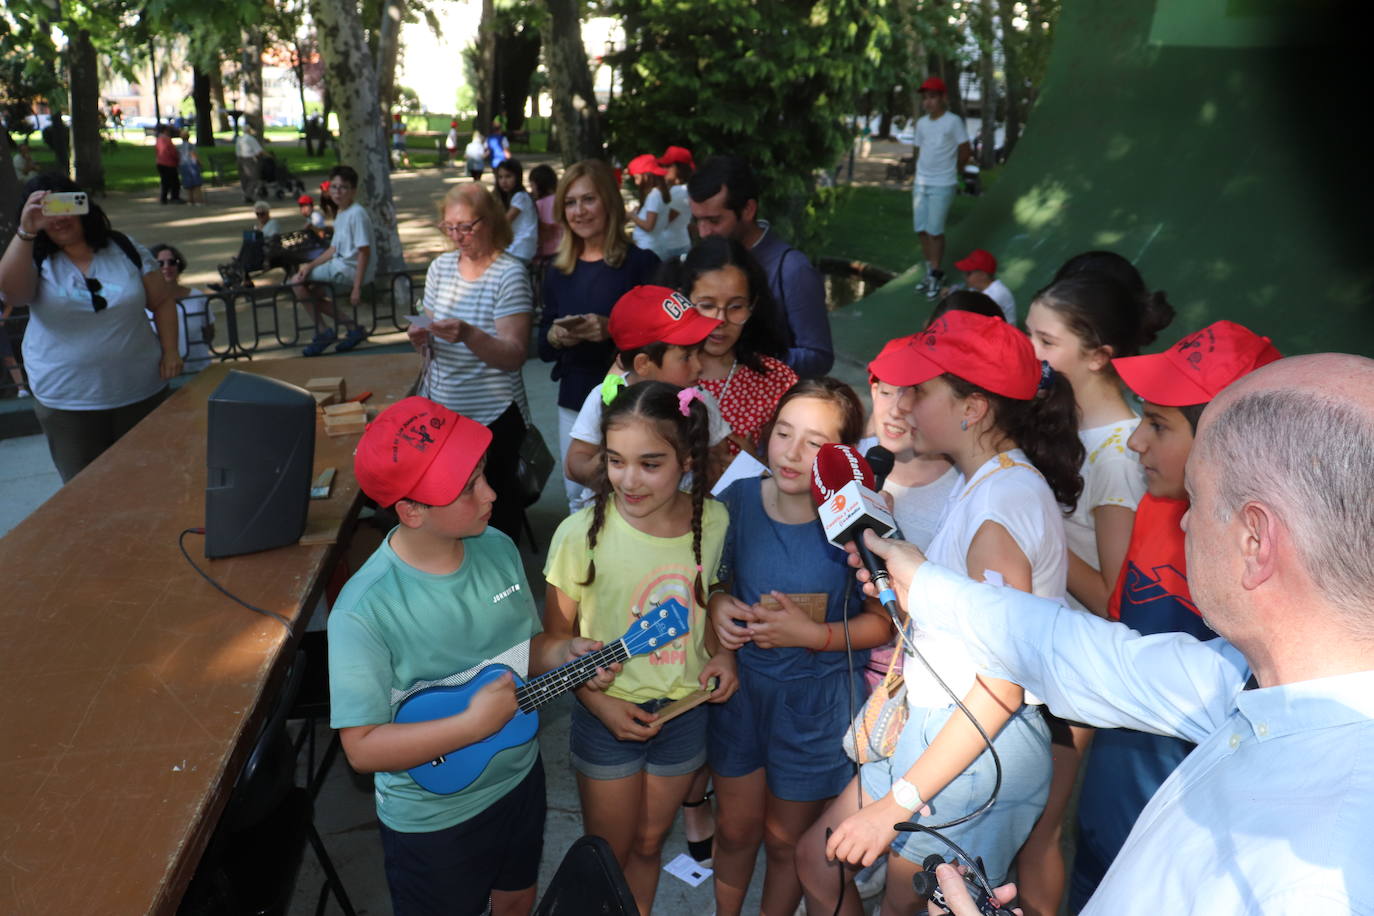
[832,353,1374,915]
[235,127,266,204]
[911,77,970,301]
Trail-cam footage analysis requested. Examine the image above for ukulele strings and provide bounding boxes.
[515,640,631,711]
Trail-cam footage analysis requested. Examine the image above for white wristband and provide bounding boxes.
[892,777,924,812]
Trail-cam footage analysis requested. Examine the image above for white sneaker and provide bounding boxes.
[16,387,30,398]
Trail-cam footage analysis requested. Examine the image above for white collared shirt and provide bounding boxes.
[906,561,1374,915]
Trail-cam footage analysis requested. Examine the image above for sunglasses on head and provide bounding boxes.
[85,277,107,312]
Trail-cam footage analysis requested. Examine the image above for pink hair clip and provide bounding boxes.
[677,386,706,417]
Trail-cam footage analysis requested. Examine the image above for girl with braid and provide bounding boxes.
[540,380,738,914]
[706,378,894,916]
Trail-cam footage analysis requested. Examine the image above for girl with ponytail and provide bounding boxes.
[799,310,1079,914]
[538,380,737,914]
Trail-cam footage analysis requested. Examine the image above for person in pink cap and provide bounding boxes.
[951,247,1016,322]
[331,395,614,916]
[1067,319,1281,909]
[563,284,732,506]
[798,309,1082,913]
[912,76,971,301]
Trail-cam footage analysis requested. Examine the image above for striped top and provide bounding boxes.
[419,250,532,425]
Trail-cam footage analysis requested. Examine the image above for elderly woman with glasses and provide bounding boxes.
[0,174,181,482]
[660,236,796,456]
[405,181,532,539]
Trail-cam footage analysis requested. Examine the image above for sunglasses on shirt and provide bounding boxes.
[85,277,107,312]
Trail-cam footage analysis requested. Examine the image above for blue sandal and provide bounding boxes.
[302,329,337,357]
[333,326,369,352]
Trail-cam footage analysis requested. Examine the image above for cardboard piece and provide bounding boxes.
[310,467,336,500]
[758,592,830,624]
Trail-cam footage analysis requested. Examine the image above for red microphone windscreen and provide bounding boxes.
[810,443,877,506]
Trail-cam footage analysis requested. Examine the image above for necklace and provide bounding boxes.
[717,359,739,403]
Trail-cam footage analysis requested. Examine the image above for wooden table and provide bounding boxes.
[0,353,419,915]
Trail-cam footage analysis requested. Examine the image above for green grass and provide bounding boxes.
[810,169,1002,274]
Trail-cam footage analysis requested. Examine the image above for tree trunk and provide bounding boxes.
[0,131,21,244]
[997,0,1022,159]
[542,0,603,164]
[193,68,216,147]
[150,40,163,125]
[294,39,313,155]
[497,24,540,131]
[878,87,895,139]
[376,0,407,127]
[311,0,405,271]
[70,29,105,192]
[210,68,230,132]
[47,105,70,176]
[476,0,498,132]
[976,0,997,168]
[242,28,265,137]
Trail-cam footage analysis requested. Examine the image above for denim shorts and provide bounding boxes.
[860,703,1051,883]
[912,183,957,235]
[570,695,708,780]
[709,664,864,801]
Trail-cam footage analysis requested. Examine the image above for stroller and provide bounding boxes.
[255,153,306,200]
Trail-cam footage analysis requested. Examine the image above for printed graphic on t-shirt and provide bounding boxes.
[630,566,697,667]
[1118,562,1215,641]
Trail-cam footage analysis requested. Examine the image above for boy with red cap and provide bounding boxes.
[564,285,733,508]
[1069,320,1282,910]
[330,396,611,915]
[951,248,1016,323]
[912,76,971,301]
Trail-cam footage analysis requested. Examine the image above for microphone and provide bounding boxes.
[865,444,895,490]
[810,443,898,609]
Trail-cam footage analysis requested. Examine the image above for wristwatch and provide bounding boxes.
[892,778,924,812]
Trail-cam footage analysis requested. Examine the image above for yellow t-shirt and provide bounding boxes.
[544,497,728,703]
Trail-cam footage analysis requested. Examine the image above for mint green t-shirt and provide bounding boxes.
[328,526,542,832]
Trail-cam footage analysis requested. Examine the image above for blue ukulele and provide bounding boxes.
[394,597,691,794]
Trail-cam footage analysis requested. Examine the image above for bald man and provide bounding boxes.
[822,354,1374,915]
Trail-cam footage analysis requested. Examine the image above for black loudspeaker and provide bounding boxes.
[205,370,316,559]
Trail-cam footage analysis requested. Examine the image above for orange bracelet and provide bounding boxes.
[817,624,833,652]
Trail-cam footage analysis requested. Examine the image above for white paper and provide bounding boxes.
[405,312,433,329]
[662,853,712,887]
[710,450,769,497]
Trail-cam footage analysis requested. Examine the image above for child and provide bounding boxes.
[329,396,610,916]
[627,154,681,261]
[563,284,733,510]
[707,378,893,916]
[1068,320,1281,910]
[911,76,970,300]
[529,163,562,265]
[538,380,739,914]
[663,237,796,456]
[494,158,537,263]
[951,248,1016,323]
[293,164,372,355]
[658,145,694,260]
[799,310,1083,913]
[1015,270,1173,916]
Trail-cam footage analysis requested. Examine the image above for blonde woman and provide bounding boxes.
[406,182,532,538]
[536,159,660,507]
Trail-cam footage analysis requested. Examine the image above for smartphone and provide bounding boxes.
[42,192,89,216]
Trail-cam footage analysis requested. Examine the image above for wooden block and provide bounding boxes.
[758,592,830,624]
[656,682,717,724]
[322,401,365,418]
[312,390,337,408]
[305,376,346,399]
[324,415,367,437]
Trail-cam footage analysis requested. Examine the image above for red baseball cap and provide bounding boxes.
[627,153,667,177]
[919,76,947,94]
[658,145,695,170]
[297,194,314,206]
[1112,320,1282,407]
[868,310,1039,400]
[608,285,722,350]
[868,334,920,384]
[955,249,997,275]
[354,397,492,508]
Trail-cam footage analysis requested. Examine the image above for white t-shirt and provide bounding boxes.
[663,185,692,256]
[235,133,263,158]
[631,187,668,254]
[25,240,165,410]
[567,372,731,511]
[1064,417,1146,610]
[506,189,537,262]
[984,278,1016,324]
[913,112,968,187]
[146,288,213,373]
[856,435,960,551]
[905,450,1068,708]
[330,203,376,283]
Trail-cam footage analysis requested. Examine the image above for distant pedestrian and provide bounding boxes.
[154,125,184,205]
[445,119,460,167]
[235,127,266,203]
[178,129,204,206]
[465,131,487,180]
[486,119,510,169]
[911,76,970,300]
[390,112,411,169]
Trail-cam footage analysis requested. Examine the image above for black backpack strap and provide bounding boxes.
[108,231,144,272]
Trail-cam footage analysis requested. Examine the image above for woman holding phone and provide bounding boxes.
[537,159,659,508]
[0,175,181,481]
